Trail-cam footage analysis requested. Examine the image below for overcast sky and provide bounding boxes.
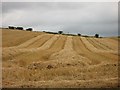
[2,2,118,37]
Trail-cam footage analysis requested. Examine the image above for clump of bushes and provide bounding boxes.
[26,28,33,31]
[8,26,16,29]
[95,34,99,38]
[58,31,63,34]
[8,25,34,31]
[8,26,24,30]
[16,27,23,30]
[78,33,81,36]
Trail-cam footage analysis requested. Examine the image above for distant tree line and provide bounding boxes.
[44,30,100,38]
[8,26,100,38]
[8,26,33,31]
[43,31,58,34]
[77,33,99,38]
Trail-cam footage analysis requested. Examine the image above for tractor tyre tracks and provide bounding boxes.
[81,37,118,62]
[2,35,63,62]
[48,36,91,68]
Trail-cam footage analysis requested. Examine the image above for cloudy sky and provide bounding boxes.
[2,2,118,37]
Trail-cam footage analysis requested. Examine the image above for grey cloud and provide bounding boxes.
[2,2,118,37]
[2,2,29,14]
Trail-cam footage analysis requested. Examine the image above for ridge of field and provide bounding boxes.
[2,29,119,88]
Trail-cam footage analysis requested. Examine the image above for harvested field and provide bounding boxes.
[2,29,119,88]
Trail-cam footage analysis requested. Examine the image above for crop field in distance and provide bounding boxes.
[2,28,120,88]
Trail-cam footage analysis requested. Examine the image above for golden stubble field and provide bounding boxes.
[2,29,119,88]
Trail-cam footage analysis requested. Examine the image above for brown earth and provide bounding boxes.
[2,29,119,88]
